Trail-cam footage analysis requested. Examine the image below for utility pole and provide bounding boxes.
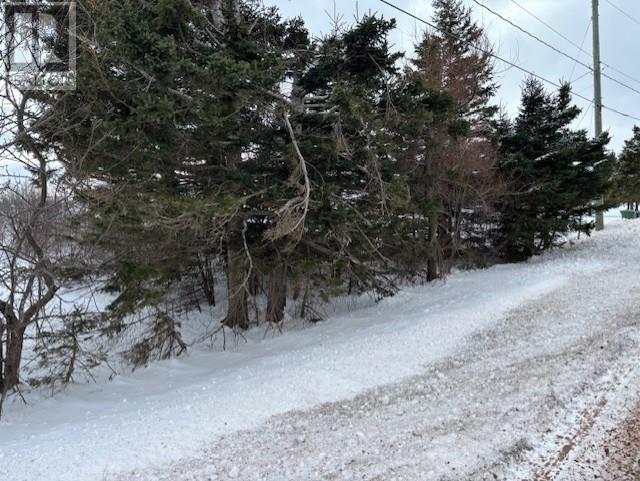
[592,0,605,231]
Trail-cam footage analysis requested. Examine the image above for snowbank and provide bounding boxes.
[1,216,636,481]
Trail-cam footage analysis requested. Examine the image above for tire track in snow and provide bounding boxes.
[536,362,638,480]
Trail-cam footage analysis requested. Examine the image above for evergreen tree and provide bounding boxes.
[496,77,612,261]
[416,0,496,124]
[43,2,415,335]
[613,126,640,211]
[400,0,499,280]
[3,0,633,399]
[39,0,307,344]
[286,15,407,303]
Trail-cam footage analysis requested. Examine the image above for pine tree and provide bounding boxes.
[416,0,496,124]
[280,15,409,305]
[613,126,640,211]
[39,0,307,343]
[496,78,612,261]
[399,0,499,280]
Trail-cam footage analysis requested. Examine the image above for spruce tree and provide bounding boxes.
[496,78,612,261]
[400,0,498,280]
[39,0,307,344]
[613,126,640,211]
[279,14,408,305]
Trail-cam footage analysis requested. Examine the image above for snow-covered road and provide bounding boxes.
[2,219,640,481]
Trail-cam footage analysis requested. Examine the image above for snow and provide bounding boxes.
[1,213,640,481]
[551,361,640,480]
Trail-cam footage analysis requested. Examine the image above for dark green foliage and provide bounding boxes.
[613,126,640,209]
[496,78,613,261]
[42,0,303,323]
[14,0,619,384]
[283,15,410,300]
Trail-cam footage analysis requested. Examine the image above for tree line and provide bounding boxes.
[1,0,634,412]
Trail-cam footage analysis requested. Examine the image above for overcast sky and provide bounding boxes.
[269,0,640,152]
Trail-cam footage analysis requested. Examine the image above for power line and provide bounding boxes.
[577,103,594,130]
[509,0,587,53]
[469,0,640,97]
[569,21,591,82]
[604,0,640,27]
[573,71,592,84]
[509,0,640,86]
[377,0,640,123]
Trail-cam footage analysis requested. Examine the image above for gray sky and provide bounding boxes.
[269,0,640,152]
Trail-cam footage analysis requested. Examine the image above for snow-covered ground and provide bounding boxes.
[1,215,639,481]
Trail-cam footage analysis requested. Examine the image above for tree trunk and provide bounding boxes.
[3,324,25,392]
[266,261,287,324]
[438,213,454,276]
[0,300,21,392]
[427,211,439,282]
[209,0,225,30]
[210,0,239,29]
[199,256,216,306]
[223,219,250,330]
[248,270,261,297]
